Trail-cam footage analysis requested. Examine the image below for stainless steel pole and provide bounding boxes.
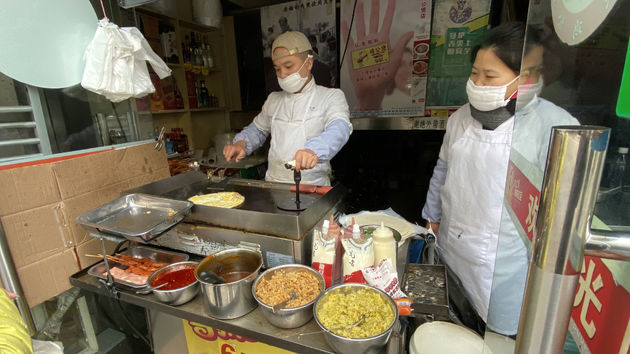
[0,223,36,335]
[515,126,610,354]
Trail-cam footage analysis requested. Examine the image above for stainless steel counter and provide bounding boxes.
[70,267,335,353]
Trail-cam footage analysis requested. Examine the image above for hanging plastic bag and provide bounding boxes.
[81,18,171,102]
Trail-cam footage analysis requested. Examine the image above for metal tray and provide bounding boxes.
[76,193,193,242]
[87,246,189,288]
[404,264,450,321]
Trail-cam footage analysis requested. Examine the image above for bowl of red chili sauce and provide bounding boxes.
[147,261,199,305]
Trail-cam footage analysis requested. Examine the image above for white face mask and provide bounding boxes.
[277,56,311,93]
[466,75,520,111]
[517,77,544,107]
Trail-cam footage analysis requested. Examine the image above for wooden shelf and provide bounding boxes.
[190,107,227,112]
[138,109,187,115]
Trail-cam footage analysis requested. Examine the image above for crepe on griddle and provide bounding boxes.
[188,192,245,208]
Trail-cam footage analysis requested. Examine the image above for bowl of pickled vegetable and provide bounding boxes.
[313,283,398,354]
[147,261,199,306]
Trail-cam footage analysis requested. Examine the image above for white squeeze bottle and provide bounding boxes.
[372,222,396,269]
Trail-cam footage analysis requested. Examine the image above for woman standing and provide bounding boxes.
[422,22,579,336]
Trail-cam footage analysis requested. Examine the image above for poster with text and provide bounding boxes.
[260,0,337,94]
[425,0,491,107]
[340,0,432,117]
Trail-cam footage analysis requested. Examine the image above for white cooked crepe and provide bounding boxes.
[188,192,244,208]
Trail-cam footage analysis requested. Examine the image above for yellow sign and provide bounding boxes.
[351,43,390,69]
[182,320,295,354]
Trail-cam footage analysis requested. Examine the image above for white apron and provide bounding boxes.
[438,117,512,321]
[266,88,331,186]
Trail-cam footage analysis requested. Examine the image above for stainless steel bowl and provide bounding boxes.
[147,261,200,306]
[313,283,399,354]
[252,264,325,329]
[195,248,263,319]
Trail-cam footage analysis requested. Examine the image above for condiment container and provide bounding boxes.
[342,237,373,283]
[372,222,397,269]
[195,248,262,319]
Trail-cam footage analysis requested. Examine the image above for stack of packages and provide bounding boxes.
[312,217,412,316]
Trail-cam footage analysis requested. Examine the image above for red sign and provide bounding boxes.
[505,160,630,354]
[505,161,540,242]
[571,257,630,354]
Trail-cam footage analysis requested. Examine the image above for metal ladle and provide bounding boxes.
[135,282,168,295]
[272,290,298,313]
[298,314,366,337]
[198,270,225,284]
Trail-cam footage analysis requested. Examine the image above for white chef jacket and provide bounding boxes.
[247,79,352,185]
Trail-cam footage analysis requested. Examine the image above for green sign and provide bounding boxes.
[617,37,630,119]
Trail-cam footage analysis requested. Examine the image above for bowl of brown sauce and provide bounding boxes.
[195,248,263,319]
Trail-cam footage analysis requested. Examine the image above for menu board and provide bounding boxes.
[340,0,432,117]
[425,0,491,107]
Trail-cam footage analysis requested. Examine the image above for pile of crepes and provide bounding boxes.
[101,254,168,285]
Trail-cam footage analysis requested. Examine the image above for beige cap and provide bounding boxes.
[271,31,313,60]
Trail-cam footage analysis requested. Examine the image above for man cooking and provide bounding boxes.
[223,31,352,186]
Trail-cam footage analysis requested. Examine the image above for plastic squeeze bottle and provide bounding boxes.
[372,221,396,269]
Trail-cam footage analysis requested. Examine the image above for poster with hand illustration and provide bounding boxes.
[260,1,337,94]
[340,0,432,117]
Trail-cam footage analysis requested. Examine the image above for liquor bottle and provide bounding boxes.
[199,80,210,108]
[174,81,184,109]
[194,48,204,67]
[182,35,190,64]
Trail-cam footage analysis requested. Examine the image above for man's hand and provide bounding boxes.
[223,140,247,162]
[293,149,319,171]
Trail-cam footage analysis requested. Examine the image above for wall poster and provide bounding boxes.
[340,0,432,117]
[260,0,338,94]
[425,0,491,107]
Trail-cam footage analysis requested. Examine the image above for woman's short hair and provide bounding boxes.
[472,22,542,74]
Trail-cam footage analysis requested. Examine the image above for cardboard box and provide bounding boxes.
[0,164,60,216]
[17,249,79,307]
[1,202,72,269]
[0,142,170,307]
[52,143,168,199]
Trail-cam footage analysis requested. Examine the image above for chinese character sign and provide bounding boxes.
[570,258,630,354]
[340,0,432,117]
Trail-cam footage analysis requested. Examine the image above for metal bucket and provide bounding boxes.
[195,248,263,319]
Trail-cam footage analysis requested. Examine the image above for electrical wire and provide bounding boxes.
[115,297,152,349]
[340,0,359,69]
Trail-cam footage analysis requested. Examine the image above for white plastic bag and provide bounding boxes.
[81,18,171,102]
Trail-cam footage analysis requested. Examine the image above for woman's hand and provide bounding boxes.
[427,221,440,235]
[341,0,413,110]
[223,140,247,162]
[293,149,319,171]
